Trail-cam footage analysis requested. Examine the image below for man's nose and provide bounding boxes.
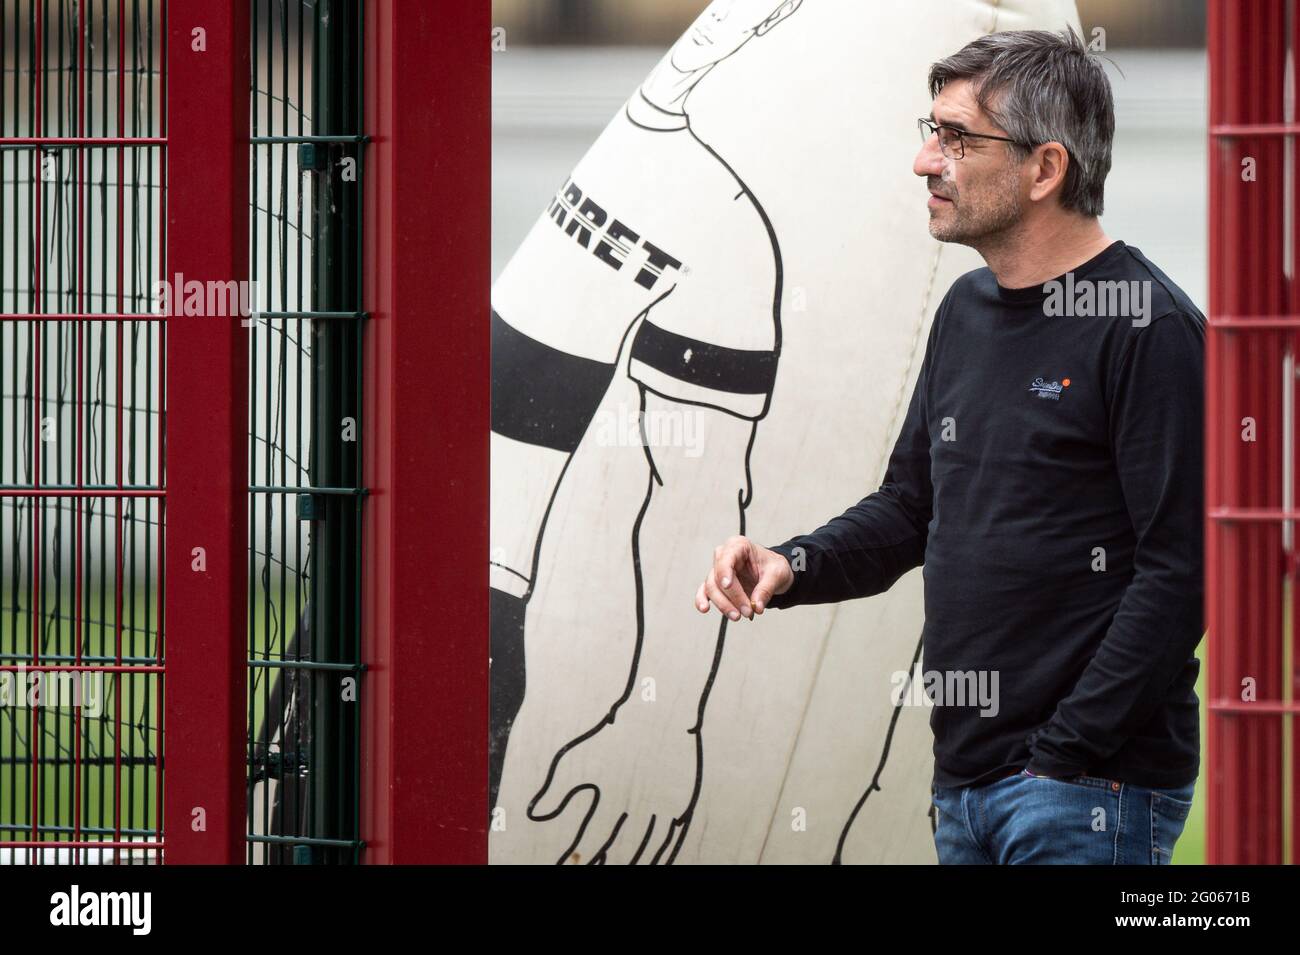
[914,136,944,178]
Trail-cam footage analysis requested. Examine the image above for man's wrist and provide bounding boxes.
[764,542,802,608]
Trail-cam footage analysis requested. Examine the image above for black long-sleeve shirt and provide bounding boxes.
[767,240,1205,790]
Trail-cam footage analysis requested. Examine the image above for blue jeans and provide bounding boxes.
[931,769,1196,864]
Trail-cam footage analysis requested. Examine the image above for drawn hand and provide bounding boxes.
[527,706,700,865]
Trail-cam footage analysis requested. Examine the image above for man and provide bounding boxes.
[696,28,1205,865]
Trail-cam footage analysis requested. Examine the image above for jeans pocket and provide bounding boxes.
[1150,789,1194,864]
[1025,772,1116,793]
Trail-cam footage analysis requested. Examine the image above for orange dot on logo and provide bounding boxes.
[1062,378,1071,387]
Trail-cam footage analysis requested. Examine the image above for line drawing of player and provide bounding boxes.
[490,0,804,862]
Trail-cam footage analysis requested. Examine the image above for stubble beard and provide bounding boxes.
[927,164,1025,249]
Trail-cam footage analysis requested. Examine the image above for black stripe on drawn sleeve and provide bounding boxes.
[491,309,617,452]
[629,319,778,400]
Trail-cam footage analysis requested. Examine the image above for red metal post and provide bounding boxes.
[1292,0,1300,867]
[1206,0,1295,864]
[163,0,250,864]
[361,0,490,863]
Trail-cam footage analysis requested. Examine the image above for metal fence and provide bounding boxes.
[0,0,164,865]
[246,0,363,865]
[0,0,362,865]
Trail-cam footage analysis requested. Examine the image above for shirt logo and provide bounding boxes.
[1028,376,1071,400]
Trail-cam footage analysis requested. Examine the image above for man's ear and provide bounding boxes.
[755,0,803,37]
[1028,141,1070,204]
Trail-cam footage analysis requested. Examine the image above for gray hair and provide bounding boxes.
[927,27,1114,217]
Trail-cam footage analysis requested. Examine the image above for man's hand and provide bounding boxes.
[694,535,794,620]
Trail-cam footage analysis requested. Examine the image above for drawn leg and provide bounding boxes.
[489,309,618,811]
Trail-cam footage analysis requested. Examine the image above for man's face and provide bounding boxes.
[670,0,796,72]
[913,79,1026,246]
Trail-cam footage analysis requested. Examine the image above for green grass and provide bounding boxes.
[0,586,294,849]
[1173,636,1207,865]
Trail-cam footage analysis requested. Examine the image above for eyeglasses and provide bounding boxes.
[917,117,1030,160]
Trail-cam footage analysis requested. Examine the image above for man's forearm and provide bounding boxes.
[1025,569,1203,776]
[765,484,928,609]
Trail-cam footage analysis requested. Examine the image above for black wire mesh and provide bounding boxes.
[246,0,362,865]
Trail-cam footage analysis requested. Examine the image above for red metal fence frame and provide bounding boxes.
[0,0,247,865]
[360,0,490,863]
[1206,0,1298,865]
[162,0,250,864]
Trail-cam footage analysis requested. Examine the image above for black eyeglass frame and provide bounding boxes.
[917,117,1038,159]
